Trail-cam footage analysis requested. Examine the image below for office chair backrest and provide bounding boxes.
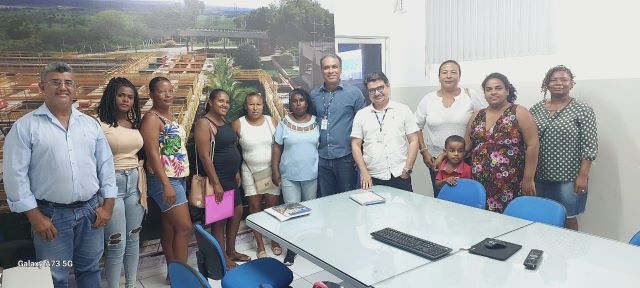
[194,224,227,280]
[168,261,211,288]
[630,231,640,246]
[437,179,487,209]
[504,196,566,227]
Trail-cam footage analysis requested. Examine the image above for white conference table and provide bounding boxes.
[374,222,640,288]
[246,186,532,288]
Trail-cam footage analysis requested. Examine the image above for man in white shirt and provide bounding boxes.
[351,72,420,191]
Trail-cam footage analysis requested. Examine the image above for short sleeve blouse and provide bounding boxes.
[530,99,598,181]
[274,115,319,181]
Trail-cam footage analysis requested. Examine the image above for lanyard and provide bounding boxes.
[322,90,337,119]
[374,108,388,132]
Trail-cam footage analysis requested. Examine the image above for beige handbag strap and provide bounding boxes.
[266,115,274,143]
[244,116,274,174]
[195,119,217,175]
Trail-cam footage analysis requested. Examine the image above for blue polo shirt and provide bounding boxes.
[310,81,366,159]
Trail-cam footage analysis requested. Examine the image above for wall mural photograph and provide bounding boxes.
[0,0,334,275]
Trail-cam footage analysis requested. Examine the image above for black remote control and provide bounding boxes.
[523,249,543,270]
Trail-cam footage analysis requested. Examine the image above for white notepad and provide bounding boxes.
[350,190,386,206]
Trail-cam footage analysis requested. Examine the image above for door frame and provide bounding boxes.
[334,36,389,75]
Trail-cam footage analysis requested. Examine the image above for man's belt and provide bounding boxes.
[36,196,94,209]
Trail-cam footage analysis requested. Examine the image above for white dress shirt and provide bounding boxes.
[351,101,419,180]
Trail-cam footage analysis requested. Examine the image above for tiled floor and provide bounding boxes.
[107,231,350,288]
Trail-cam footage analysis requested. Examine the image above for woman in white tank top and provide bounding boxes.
[232,92,282,259]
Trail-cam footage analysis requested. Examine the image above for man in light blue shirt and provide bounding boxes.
[310,54,366,197]
[3,62,117,288]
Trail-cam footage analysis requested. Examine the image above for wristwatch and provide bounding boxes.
[403,167,413,174]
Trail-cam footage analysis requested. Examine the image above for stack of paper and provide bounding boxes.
[350,190,386,206]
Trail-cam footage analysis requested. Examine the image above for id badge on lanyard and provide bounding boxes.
[321,91,336,131]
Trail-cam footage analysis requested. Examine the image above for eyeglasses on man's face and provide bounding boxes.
[367,85,385,96]
[44,79,75,88]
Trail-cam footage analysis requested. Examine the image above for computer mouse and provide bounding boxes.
[484,239,506,249]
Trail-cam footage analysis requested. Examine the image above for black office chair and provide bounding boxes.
[0,212,35,269]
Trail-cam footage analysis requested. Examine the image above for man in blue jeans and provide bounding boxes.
[3,62,117,287]
[310,54,366,197]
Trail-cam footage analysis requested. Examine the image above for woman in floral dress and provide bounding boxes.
[140,77,192,282]
[465,73,539,213]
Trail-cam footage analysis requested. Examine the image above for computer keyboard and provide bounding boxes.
[371,228,453,260]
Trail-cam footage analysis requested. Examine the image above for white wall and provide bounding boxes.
[334,0,640,242]
[334,0,427,87]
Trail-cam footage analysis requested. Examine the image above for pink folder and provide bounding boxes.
[204,189,234,225]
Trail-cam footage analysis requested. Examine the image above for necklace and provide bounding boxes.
[437,88,459,108]
[546,107,559,116]
[544,97,573,117]
[284,115,316,132]
[205,114,225,126]
[117,118,133,128]
[151,109,173,121]
[290,113,311,123]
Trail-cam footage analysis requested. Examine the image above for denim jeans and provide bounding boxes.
[147,173,188,212]
[33,196,103,288]
[318,155,357,197]
[281,178,318,203]
[104,168,145,288]
[536,181,587,218]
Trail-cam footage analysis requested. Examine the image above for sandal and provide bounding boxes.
[229,252,251,262]
[257,250,268,258]
[271,244,283,256]
[283,250,296,266]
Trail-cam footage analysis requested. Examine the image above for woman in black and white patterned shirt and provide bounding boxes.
[530,65,598,231]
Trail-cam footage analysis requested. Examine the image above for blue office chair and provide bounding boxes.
[168,261,211,288]
[193,224,294,288]
[630,231,640,246]
[437,179,486,209]
[503,196,566,227]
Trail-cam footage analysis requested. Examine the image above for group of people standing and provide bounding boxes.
[414,60,597,232]
[306,55,597,235]
[2,54,597,287]
[301,55,598,233]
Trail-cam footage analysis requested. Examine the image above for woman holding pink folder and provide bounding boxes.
[193,89,249,270]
